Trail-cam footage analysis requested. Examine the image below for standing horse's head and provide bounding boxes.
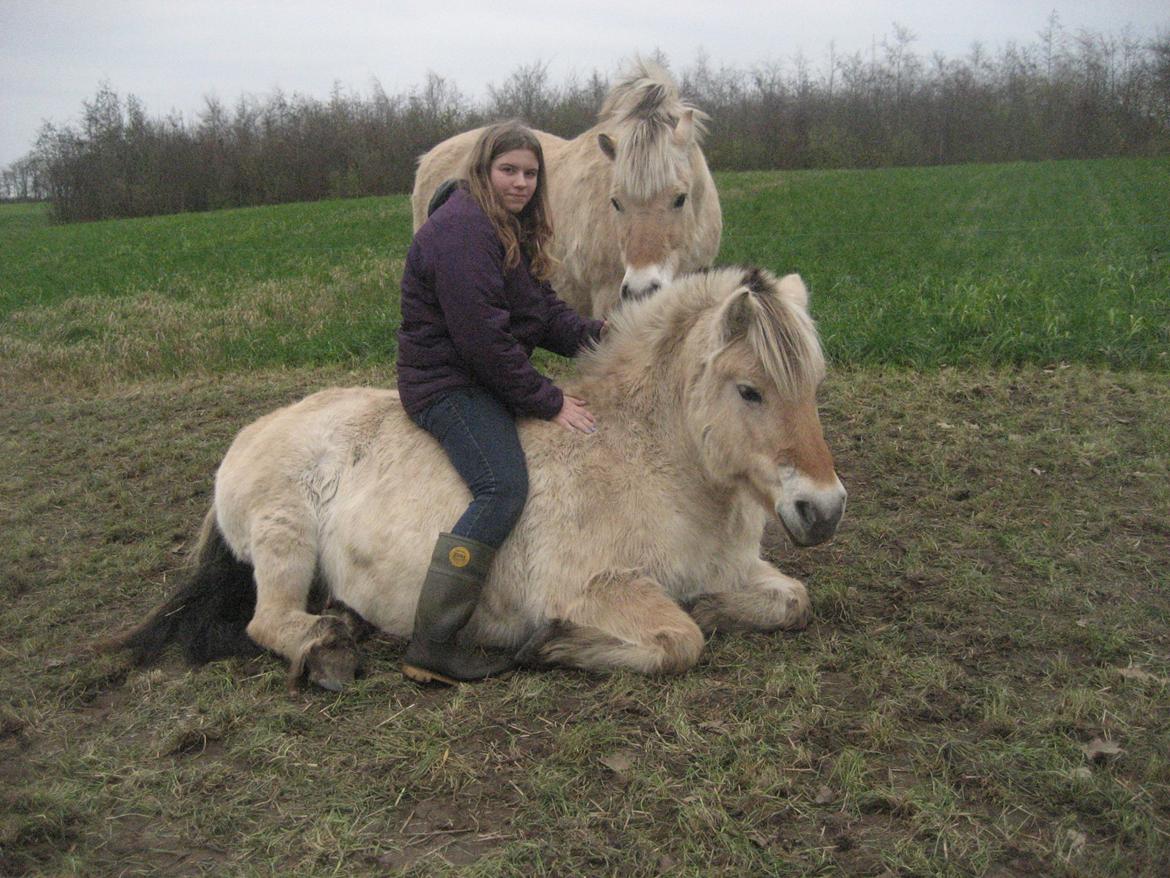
[686,268,846,546]
[593,63,720,314]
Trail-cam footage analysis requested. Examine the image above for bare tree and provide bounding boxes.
[13,23,1168,221]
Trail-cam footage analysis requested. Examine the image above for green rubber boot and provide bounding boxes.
[401,533,517,685]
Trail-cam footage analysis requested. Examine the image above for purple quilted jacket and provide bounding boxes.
[396,188,602,419]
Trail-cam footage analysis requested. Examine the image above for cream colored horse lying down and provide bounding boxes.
[119,266,846,689]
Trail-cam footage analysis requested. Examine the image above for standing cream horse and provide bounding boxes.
[118,267,846,690]
[412,60,722,317]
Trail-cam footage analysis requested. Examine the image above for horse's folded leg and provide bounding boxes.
[526,619,629,671]
[323,599,377,643]
[688,579,811,636]
[525,617,701,675]
[287,616,360,693]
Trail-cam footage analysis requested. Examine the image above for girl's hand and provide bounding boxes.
[554,395,597,434]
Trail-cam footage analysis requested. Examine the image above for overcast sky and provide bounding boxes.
[2,0,1167,168]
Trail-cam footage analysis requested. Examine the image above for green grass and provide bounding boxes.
[2,157,1167,387]
[2,158,1169,875]
[0,195,415,315]
[718,158,1170,370]
[0,196,414,383]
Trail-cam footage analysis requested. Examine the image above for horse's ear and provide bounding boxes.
[720,288,757,342]
[673,109,695,146]
[777,273,809,310]
[598,133,617,161]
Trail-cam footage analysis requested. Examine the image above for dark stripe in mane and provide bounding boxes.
[577,266,823,406]
[599,60,704,133]
[632,84,669,121]
[742,267,771,298]
[739,268,825,398]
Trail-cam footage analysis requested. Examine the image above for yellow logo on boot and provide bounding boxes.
[448,545,471,568]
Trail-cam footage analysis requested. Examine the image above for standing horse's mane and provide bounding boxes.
[582,267,825,401]
[597,59,710,201]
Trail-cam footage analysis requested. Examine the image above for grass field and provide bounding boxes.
[1,158,1167,388]
[2,158,1169,876]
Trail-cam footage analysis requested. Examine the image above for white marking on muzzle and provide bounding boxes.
[620,264,671,303]
[776,470,847,547]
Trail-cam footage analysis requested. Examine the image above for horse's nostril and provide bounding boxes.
[621,281,661,302]
[795,499,815,527]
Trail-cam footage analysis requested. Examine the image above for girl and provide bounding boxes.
[396,122,605,684]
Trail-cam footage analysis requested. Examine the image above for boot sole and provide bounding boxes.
[402,663,460,686]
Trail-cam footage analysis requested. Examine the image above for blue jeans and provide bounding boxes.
[411,387,529,549]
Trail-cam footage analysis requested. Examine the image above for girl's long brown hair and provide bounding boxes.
[464,121,557,281]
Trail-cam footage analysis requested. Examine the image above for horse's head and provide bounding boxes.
[592,62,720,315]
[685,268,846,546]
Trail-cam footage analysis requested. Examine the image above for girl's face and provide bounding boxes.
[489,148,540,214]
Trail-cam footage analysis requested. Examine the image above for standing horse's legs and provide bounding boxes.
[519,572,704,674]
[687,558,811,635]
[243,515,359,691]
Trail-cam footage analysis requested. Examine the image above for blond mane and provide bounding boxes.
[597,59,710,201]
[740,267,825,399]
[581,266,825,403]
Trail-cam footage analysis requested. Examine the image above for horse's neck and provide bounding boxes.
[582,306,710,452]
[582,351,758,540]
[544,124,600,164]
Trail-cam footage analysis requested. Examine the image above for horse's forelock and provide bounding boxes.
[601,62,706,201]
[746,284,825,400]
[613,120,682,200]
[600,60,679,121]
[742,266,771,298]
[633,83,668,120]
[584,268,823,403]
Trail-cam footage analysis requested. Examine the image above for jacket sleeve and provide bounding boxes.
[537,281,605,357]
[430,219,564,419]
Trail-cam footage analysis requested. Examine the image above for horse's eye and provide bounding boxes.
[611,197,623,212]
[673,193,687,209]
[737,384,763,405]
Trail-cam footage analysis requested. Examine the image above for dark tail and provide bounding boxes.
[114,508,260,665]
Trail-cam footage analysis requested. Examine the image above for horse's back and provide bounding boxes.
[222,387,396,467]
[411,129,480,229]
[214,388,403,554]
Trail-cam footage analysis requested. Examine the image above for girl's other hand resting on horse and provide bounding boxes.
[554,395,597,434]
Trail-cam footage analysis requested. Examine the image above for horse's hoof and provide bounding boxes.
[514,620,565,667]
[782,594,812,630]
[289,620,360,692]
[778,582,812,630]
[306,642,359,691]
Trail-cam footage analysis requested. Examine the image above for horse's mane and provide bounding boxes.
[597,59,710,201]
[582,267,824,402]
[738,267,825,400]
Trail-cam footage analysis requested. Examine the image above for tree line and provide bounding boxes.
[4,19,1168,221]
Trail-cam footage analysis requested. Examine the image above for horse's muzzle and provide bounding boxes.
[620,280,661,302]
[778,484,847,547]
